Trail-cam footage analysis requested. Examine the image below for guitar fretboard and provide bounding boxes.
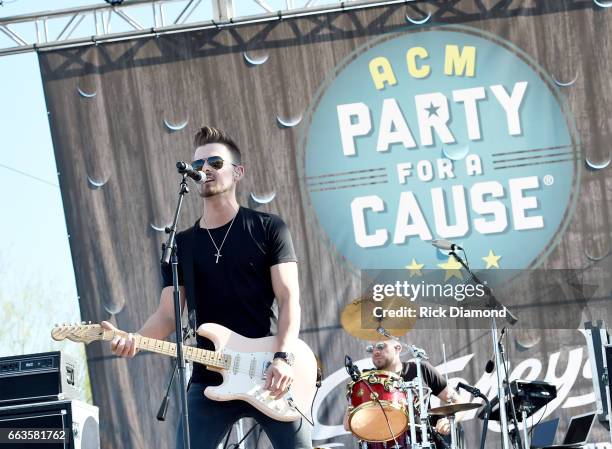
[104,330,231,370]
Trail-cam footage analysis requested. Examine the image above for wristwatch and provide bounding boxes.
[273,352,294,366]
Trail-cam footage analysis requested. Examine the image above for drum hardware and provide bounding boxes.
[440,343,456,449]
[428,403,479,449]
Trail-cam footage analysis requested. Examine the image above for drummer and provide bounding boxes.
[343,339,461,436]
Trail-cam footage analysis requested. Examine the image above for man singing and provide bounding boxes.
[103,126,311,449]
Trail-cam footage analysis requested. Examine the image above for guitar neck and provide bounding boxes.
[102,329,230,370]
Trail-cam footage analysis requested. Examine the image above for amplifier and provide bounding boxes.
[0,399,99,449]
[0,351,78,406]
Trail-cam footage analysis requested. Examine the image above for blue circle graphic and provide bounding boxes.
[300,26,580,270]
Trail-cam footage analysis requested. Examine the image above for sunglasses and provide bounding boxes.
[365,342,401,353]
[191,156,237,171]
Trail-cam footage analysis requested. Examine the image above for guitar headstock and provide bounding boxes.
[51,322,106,344]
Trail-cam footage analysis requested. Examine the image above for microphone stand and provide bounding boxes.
[157,360,177,421]
[161,173,191,449]
[498,331,524,449]
[157,321,194,421]
[457,383,491,449]
[448,250,516,449]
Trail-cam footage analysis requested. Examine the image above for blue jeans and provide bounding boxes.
[176,383,312,449]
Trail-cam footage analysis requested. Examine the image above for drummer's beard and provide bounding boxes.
[372,355,393,370]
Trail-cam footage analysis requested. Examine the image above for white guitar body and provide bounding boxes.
[51,322,318,422]
[198,323,318,422]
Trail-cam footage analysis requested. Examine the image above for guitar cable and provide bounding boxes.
[287,366,322,426]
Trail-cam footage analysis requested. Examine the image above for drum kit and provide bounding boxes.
[340,298,480,449]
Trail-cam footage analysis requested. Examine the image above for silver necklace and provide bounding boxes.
[202,209,239,263]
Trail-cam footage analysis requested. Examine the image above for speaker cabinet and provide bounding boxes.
[0,400,99,449]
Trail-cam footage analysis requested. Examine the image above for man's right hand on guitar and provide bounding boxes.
[101,321,138,358]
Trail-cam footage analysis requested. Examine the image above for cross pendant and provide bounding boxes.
[214,252,221,264]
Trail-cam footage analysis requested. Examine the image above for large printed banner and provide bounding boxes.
[302,25,580,271]
[39,2,612,448]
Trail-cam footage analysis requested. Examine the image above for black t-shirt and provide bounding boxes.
[399,360,447,396]
[161,206,297,384]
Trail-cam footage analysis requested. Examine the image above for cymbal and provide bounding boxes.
[340,296,416,341]
[429,403,481,416]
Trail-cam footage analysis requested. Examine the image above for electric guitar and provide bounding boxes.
[51,322,318,422]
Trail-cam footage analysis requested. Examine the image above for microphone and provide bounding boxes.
[344,355,361,381]
[431,239,463,251]
[456,381,480,397]
[176,161,203,182]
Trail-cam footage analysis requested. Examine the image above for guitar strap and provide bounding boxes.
[177,221,199,331]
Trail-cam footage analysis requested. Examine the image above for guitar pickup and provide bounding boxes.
[249,357,256,378]
[232,354,240,375]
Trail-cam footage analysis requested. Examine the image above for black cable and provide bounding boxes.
[290,385,318,426]
[227,423,259,449]
[288,369,322,427]
[309,385,320,424]
[528,402,548,441]
[222,424,232,449]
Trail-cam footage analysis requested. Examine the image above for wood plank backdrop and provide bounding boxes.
[38,1,612,447]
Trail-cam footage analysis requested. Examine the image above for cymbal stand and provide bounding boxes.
[410,345,432,448]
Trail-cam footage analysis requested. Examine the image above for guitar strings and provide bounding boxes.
[67,329,279,378]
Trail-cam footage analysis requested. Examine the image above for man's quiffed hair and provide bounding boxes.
[194,126,242,164]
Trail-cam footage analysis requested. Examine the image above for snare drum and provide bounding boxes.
[347,370,409,442]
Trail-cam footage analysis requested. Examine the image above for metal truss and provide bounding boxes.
[0,0,418,56]
[0,0,603,56]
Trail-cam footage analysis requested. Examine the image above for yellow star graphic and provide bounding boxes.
[406,258,424,277]
[482,250,501,269]
[438,256,463,281]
